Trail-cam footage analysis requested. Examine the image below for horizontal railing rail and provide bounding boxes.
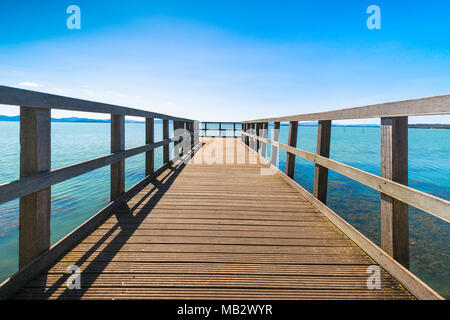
[0,136,186,206]
[242,131,450,222]
[200,121,241,137]
[243,94,450,123]
[0,85,193,122]
[241,94,450,271]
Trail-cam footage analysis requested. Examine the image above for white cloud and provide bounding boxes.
[19,81,40,87]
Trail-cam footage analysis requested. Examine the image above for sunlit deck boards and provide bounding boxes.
[15,138,414,300]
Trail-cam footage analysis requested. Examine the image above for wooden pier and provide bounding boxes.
[0,86,449,300]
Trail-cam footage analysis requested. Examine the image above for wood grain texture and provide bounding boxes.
[0,138,176,206]
[111,115,125,200]
[242,93,450,123]
[19,107,51,268]
[313,120,331,204]
[0,85,193,122]
[242,131,450,223]
[286,121,298,179]
[13,138,414,300]
[380,117,409,268]
[163,119,169,163]
[145,118,154,176]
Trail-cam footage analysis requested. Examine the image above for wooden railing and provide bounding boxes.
[241,93,450,269]
[200,122,241,137]
[0,86,199,270]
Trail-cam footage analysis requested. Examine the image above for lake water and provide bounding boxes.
[0,121,449,298]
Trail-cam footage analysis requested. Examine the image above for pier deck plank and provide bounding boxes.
[15,138,414,300]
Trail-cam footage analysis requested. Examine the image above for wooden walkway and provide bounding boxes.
[15,138,414,299]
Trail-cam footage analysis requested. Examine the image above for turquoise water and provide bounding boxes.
[0,122,449,298]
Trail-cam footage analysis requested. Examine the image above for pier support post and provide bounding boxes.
[380,116,409,268]
[313,120,332,204]
[256,123,261,152]
[285,121,298,179]
[111,115,125,200]
[19,107,51,268]
[252,123,257,150]
[188,122,194,150]
[173,121,183,157]
[261,122,268,158]
[194,121,199,145]
[145,118,154,176]
[271,122,280,166]
[163,119,169,163]
[244,124,247,144]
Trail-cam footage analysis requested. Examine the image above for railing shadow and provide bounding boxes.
[33,143,203,299]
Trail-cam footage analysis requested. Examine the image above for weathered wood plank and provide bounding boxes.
[242,132,450,222]
[163,119,169,163]
[380,117,409,268]
[313,120,331,204]
[0,139,176,206]
[111,115,125,200]
[242,93,450,123]
[286,121,298,178]
[145,118,154,176]
[271,122,280,165]
[0,85,194,122]
[19,107,51,268]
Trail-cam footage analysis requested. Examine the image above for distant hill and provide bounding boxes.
[0,115,448,128]
[408,124,450,129]
[0,115,145,123]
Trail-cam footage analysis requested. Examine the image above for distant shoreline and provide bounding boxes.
[0,115,448,129]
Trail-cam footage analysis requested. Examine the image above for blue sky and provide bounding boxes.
[0,0,449,123]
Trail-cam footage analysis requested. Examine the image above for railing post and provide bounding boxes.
[233,123,236,138]
[163,119,169,163]
[19,107,51,268]
[244,124,248,144]
[261,122,268,158]
[251,123,256,150]
[219,123,222,137]
[173,121,183,157]
[194,121,199,145]
[271,122,280,165]
[188,122,195,150]
[313,120,332,204]
[286,121,298,179]
[111,115,125,200]
[256,123,261,152]
[145,118,154,176]
[380,116,409,268]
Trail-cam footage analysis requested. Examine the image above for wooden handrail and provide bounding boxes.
[0,86,194,122]
[243,93,450,123]
[0,135,186,206]
[242,131,450,223]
